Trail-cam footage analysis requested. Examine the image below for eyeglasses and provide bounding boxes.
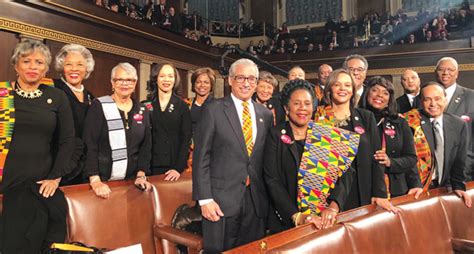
[232,75,258,84]
[348,67,366,73]
[113,78,136,84]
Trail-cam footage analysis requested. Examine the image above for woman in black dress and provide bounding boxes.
[0,40,75,252]
[54,44,95,185]
[146,63,192,181]
[313,69,399,225]
[189,67,215,133]
[264,79,353,234]
[83,63,152,199]
[360,76,421,198]
[253,71,285,126]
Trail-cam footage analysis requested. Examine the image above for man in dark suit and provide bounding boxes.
[192,58,273,253]
[152,0,169,26]
[435,57,474,180]
[396,69,421,114]
[343,54,368,107]
[420,82,471,207]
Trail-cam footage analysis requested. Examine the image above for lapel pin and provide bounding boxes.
[421,120,426,124]
[354,126,365,134]
[47,98,52,104]
[454,97,461,103]
[281,129,286,134]
[259,118,263,123]
[355,116,359,121]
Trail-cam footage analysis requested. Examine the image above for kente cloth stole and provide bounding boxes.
[403,109,433,191]
[98,96,128,181]
[297,120,360,215]
[0,82,15,182]
[315,85,324,102]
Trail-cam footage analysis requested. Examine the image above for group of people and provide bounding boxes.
[192,55,473,253]
[0,39,472,254]
[0,40,212,252]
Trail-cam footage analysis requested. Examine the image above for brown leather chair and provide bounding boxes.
[63,180,159,253]
[439,189,474,241]
[268,225,353,254]
[149,172,203,254]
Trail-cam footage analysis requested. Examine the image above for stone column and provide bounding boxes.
[392,74,404,98]
[139,60,152,101]
[214,75,225,98]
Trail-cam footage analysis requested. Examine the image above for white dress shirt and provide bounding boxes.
[445,83,457,105]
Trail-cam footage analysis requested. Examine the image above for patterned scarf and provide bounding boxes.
[0,82,15,182]
[297,106,360,214]
[403,109,433,190]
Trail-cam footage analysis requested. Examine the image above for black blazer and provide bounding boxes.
[264,122,353,233]
[380,117,420,197]
[396,94,421,114]
[420,111,468,191]
[445,84,474,180]
[192,96,273,218]
[54,79,94,138]
[83,99,152,180]
[150,95,192,173]
[346,108,387,209]
[252,93,286,127]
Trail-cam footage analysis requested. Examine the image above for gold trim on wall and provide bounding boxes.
[367,64,474,76]
[0,17,199,70]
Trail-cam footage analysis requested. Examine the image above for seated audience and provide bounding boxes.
[83,63,152,199]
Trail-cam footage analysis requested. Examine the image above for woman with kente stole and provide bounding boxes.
[83,63,152,199]
[0,40,75,252]
[359,76,422,198]
[264,79,353,233]
[314,69,400,226]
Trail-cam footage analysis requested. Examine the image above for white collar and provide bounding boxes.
[445,83,457,104]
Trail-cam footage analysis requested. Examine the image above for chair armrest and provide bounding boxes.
[452,238,474,252]
[154,224,203,251]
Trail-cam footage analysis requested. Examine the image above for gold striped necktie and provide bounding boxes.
[242,101,253,156]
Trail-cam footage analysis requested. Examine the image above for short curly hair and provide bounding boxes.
[280,79,315,107]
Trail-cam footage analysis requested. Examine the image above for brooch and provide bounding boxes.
[145,103,153,111]
[169,103,175,113]
[280,129,293,144]
[133,113,143,124]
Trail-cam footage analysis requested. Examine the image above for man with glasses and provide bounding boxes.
[343,54,368,106]
[192,58,273,253]
[435,57,474,180]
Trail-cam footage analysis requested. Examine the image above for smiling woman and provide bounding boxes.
[1,40,75,253]
[83,62,153,199]
[145,63,192,181]
[53,44,96,185]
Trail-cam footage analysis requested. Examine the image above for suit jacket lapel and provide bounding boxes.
[351,109,365,165]
[446,85,464,113]
[441,115,453,183]
[420,112,435,153]
[223,96,248,156]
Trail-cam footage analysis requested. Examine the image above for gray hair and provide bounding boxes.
[436,57,458,71]
[111,62,138,81]
[55,44,95,79]
[229,58,259,78]
[342,54,368,70]
[11,40,52,71]
[258,71,278,88]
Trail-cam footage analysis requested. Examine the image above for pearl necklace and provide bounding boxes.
[61,77,84,93]
[15,81,42,99]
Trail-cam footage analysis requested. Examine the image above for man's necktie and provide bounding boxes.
[242,101,253,156]
[432,120,444,182]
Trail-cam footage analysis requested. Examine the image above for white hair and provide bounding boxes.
[229,58,259,78]
[55,44,95,79]
[436,57,458,71]
[111,62,138,81]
